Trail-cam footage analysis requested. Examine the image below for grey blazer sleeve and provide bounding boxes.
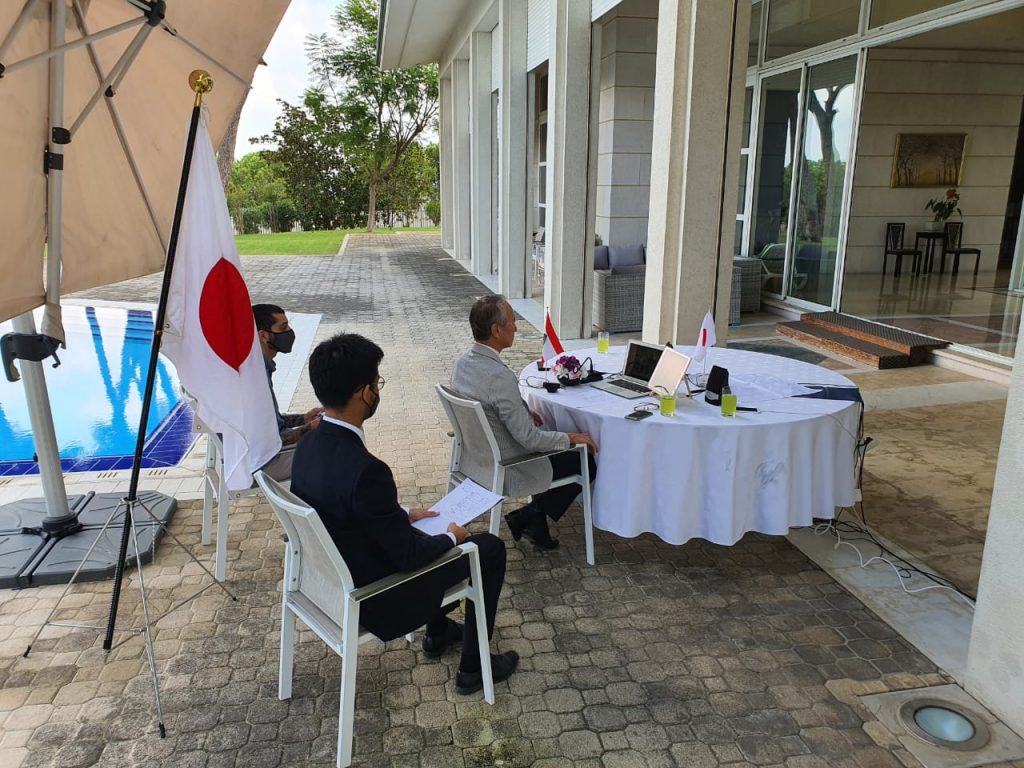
[490,366,570,454]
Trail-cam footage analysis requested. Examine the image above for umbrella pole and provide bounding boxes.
[13,0,74,524]
[102,77,210,654]
[9,313,72,525]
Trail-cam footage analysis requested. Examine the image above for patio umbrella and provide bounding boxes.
[0,0,290,522]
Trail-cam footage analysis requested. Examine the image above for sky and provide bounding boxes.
[235,0,337,158]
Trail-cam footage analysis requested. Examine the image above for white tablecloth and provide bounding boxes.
[521,346,860,546]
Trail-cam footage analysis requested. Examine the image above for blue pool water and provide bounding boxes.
[0,305,196,475]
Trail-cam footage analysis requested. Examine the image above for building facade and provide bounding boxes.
[379,0,1024,733]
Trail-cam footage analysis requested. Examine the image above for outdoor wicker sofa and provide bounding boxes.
[592,244,645,333]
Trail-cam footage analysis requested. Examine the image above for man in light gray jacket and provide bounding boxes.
[451,295,598,549]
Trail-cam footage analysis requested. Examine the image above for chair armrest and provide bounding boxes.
[350,542,479,602]
[500,443,585,469]
[499,449,567,468]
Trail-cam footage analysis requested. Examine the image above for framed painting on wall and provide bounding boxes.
[891,133,967,188]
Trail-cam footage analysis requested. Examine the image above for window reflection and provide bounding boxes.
[765,0,859,61]
[870,0,960,27]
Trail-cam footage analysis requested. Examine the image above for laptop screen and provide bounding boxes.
[623,343,663,383]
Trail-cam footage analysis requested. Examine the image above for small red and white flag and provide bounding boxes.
[541,310,564,367]
[161,114,282,491]
[693,310,717,364]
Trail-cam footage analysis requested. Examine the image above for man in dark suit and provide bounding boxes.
[290,333,518,694]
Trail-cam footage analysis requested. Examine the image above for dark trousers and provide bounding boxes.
[532,451,598,521]
[424,532,506,672]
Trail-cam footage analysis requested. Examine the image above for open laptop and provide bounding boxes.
[591,340,667,399]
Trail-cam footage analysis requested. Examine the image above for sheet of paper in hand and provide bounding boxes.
[412,479,505,536]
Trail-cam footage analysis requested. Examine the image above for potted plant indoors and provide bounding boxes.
[924,187,962,231]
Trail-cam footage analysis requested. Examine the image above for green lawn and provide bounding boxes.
[235,227,440,256]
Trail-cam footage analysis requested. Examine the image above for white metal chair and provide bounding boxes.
[435,384,595,565]
[254,471,494,768]
[187,403,274,582]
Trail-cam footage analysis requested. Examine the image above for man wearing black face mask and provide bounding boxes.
[253,304,323,480]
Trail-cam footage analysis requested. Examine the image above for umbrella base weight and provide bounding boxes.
[0,492,176,589]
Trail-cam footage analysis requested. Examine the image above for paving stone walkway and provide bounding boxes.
[1,234,1010,767]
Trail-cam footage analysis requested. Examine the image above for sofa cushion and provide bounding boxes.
[608,243,645,268]
[593,245,609,270]
[609,264,646,275]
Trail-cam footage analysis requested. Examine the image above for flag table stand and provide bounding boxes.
[22,72,237,740]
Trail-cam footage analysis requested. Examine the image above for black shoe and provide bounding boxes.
[455,651,520,695]
[522,514,559,550]
[504,506,533,542]
[422,619,463,659]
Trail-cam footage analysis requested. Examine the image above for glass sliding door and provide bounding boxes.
[747,55,858,309]
[788,56,857,307]
[749,69,802,296]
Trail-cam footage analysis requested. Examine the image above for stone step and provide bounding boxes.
[777,321,911,369]
[799,312,947,364]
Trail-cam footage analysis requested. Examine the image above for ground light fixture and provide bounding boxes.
[898,698,991,752]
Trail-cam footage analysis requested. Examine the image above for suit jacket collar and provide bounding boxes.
[471,342,504,365]
[317,419,367,448]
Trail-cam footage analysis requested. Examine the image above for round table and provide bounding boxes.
[521,346,860,546]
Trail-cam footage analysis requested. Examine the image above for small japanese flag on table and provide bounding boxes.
[692,310,717,365]
[540,310,564,368]
[161,114,282,491]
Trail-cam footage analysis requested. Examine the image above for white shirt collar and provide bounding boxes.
[472,342,503,362]
[321,414,366,446]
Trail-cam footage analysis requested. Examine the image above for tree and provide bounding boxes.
[377,142,434,226]
[259,92,367,230]
[227,152,296,233]
[217,98,246,192]
[306,0,438,231]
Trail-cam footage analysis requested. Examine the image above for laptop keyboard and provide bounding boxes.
[610,378,651,394]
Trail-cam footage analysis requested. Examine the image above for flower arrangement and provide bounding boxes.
[925,188,962,222]
[552,354,583,383]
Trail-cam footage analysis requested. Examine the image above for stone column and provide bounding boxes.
[451,57,473,264]
[499,0,528,299]
[596,1,659,247]
[439,72,455,251]
[965,319,1024,733]
[545,0,593,339]
[470,31,493,277]
[642,0,749,344]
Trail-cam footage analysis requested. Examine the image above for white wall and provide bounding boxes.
[595,0,659,247]
[846,48,1024,274]
[966,313,1024,735]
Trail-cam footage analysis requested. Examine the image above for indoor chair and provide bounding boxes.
[883,222,922,277]
[941,221,981,279]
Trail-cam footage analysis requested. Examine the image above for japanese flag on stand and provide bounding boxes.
[162,113,282,491]
[692,310,717,365]
[541,310,564,367]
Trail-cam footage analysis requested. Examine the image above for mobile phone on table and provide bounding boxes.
[624,410,654,421]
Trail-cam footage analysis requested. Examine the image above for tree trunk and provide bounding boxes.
[366,177,377,233]
[216,98,246,193]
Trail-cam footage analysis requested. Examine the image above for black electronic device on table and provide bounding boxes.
[704,365,729,406]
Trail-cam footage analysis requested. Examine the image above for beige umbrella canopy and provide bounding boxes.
[0,0,291,324]
[0,0,289,521]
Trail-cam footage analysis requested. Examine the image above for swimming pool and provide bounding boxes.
[0,304,196,475]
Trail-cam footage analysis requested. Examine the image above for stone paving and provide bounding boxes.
[1,234,1019,767]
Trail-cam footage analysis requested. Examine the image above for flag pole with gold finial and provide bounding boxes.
[95,73,234,741]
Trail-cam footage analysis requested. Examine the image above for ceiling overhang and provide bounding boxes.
[378,0,483,69]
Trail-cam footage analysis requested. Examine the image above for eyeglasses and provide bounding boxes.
[375,376,386,390]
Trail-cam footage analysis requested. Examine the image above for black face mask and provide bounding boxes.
[268,329,295,354]
[362,386,380,420]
